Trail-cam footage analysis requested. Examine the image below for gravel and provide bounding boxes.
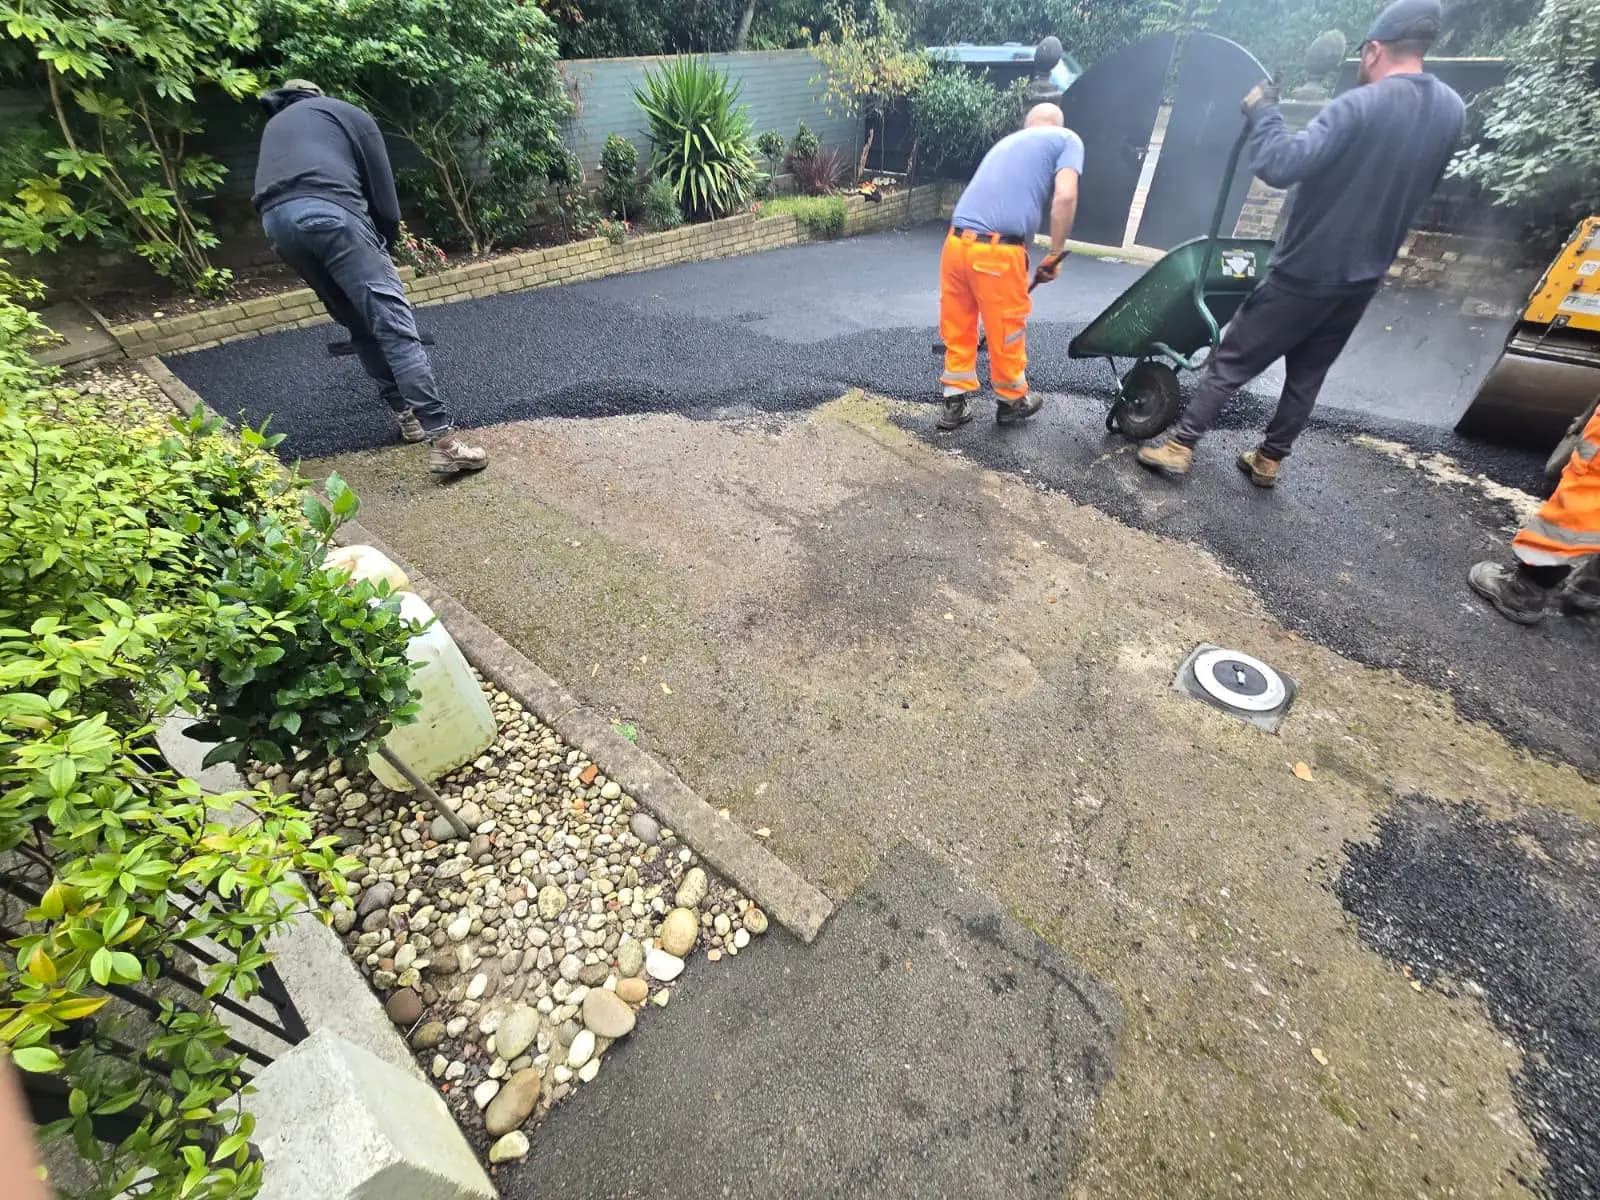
[274,672,768,1165]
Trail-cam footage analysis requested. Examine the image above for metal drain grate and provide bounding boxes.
[1173,643,1296,732]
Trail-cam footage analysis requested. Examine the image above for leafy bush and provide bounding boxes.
[543,146,601,240]
[757,130,787,164]
[759,193,848,238]
[190,477,422,771]
[791,147,847,196]
[638,177,683,231]
[259,0,571,255]
[788,121,821,168]
[1449,0,1598,250]
[813,0,928,122]
[911,68,1026,178]
[634,57,757,219]
[752,129,785,198]
[392,222,448,277]
[0,0,259,294]
[0,262,420,1198]
[600,133,639,220]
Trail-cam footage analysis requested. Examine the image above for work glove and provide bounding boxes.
[1240,78,1281,118]
[1031,252,1066,290]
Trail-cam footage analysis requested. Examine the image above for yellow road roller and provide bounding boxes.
[1456,216,1600,473]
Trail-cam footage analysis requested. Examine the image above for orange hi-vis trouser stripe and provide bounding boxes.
[1513,401,1600,565]
[939,229,1031,401]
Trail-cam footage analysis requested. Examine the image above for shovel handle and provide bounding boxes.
[1031,252,1067,292]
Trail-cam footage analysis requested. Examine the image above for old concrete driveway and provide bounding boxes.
[172,226,1600,1199]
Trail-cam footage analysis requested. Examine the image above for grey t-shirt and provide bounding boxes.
[951,126,1085,241]
[1249,73,1465,288]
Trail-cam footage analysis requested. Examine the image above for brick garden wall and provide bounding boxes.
[108,184,958,359]
[1387,229,1536,294]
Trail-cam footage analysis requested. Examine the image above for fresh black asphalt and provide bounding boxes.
[168,223,1599,777]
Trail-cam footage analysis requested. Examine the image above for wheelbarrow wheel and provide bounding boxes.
[1111,361,1181,440]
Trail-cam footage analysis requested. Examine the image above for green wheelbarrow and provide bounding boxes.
[1069,123,1273,440]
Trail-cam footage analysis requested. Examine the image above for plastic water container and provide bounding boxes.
[368,591,497,790]
[325,544,410,594]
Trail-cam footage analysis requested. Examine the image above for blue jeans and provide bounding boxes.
[262,198,452,434]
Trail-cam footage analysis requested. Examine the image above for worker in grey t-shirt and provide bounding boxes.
[1138,0,1465,487]
[937,104,1084,430]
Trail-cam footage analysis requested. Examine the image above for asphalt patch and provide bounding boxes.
[499,843,1121,1199]
[1336,796,1600,1199]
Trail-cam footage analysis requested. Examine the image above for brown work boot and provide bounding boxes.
[398,411,427,443]
[1562,557,1600,615]
[1237,448,1281,488]
[937,395,974,431]
[1467,561,1551,625]
[995,394,1043,424]
[428,431,488,475]
[1137,438,1193,478]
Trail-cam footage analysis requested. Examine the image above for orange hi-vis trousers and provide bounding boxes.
[1514,401,1600,565]
[940,228,1032,402]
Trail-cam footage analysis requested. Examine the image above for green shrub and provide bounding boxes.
[0,0,259,294]
[788,121,821,168]
[1449,0,1599,252]
[911,68,1026,178]
[260,0,571,255]
[755,129,787,196]
[600,133,640,220]
[634,57,758,219]
[759,194,848,239]
[757,130,787,163]
[639,177,684,231]
[0,261,419,1200]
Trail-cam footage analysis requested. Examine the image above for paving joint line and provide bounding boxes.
[136,358,836,944]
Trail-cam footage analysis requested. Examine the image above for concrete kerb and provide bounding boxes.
[336,517,837,945]
[135,358,836,944]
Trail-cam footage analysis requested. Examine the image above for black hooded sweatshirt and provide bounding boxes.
[253,88,403,247]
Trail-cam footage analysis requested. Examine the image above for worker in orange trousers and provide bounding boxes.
[938,103,1082,430]
[1469,400,1600,623]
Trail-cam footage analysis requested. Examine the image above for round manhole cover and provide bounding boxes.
[1192,648,1288,713]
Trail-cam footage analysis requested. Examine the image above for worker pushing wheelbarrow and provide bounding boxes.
[1133,0,1466,485]
[1068,131,1275,441]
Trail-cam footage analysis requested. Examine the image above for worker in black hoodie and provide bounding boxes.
[253,80,486,475]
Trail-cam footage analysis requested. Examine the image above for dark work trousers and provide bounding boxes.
[261,197,452,434]
[1173,276,1377,459]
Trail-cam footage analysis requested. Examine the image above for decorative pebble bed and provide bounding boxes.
[247,675,768,1165]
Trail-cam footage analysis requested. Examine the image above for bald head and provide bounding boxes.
[1024,103,1064,129]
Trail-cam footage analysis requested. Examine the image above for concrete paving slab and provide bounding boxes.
[36,300,121,369]
[502,844,1119,1200]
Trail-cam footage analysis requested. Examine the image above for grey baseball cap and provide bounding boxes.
[1365,0,1443,45]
